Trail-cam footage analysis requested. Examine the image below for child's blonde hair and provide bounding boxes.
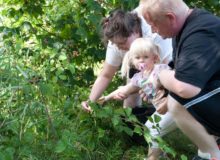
[121,37,161,77]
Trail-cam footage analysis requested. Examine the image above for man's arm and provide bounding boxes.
[159,70,201,98]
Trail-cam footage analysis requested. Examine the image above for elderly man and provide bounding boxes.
[140,0,220,159]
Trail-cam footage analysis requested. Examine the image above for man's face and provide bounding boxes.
[144,12,173,39]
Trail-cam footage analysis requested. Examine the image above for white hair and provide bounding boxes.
[140,0,189,21]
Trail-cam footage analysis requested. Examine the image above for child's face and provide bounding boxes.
[132,52,157,71]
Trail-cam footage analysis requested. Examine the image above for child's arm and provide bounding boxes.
[98,83,140,104]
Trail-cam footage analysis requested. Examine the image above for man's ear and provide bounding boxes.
[143,11,151,23]
[166,12,176,25]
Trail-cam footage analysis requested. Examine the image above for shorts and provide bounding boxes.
[170,80,220,136]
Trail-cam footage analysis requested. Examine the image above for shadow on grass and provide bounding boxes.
[163,128,197,160]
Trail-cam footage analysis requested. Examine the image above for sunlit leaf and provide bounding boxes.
[55,141,66,153]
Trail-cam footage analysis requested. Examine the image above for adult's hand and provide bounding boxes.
[139,89,151,103]
[156,98,168,115]
[152,90,168,114]
[81,101,92,112]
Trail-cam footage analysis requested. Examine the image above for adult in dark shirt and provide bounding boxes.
[140,0,220,159]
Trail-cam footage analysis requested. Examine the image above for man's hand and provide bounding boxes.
[155,97,168,115]
[81,101,92,112]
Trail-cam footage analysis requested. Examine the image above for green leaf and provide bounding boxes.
[181,155,188,160]
[50,49,58,58]
[53,42,63,49]
[55,140,66,153]
[134,125,142,136]
[88,137,95,151]
[0,152,5,160]
[98,128,105,138]
[39,83,52,96]
[114,108,125,116]
[96,110,109,118]
[88,14,101,27]
[55,67,64,76]
[4,147,15,160]
[122,126,133,136]
[127,115,138,122]
[68,64,75,74]
[144,130,151,144]
[15,41,22,52]
[124,107,132,116]
[20,21,33,31]
[24,133,34,144]
[111,115,120,126]
[50,67,56,72]
[103,106,113,116]
[59,75,67,80]
[23,85,31,94]
[154,114,162,123]
[58,55,67,61]
[76,27,87,37]
[147,116,154,123]
[52,76,58,83]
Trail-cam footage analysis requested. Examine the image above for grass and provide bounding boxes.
[161,128,197,159]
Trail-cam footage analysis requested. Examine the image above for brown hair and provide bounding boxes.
[100,9,142,45]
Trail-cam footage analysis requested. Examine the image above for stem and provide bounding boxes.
[39,90,57,143]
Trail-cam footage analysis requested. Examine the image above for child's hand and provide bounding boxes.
[97,97,106,105]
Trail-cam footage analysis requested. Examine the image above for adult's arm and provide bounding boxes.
[89,61,119,102]
[81,62,118,111]
[159,70,201,98]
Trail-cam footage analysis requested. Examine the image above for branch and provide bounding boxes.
[39,89,57,143]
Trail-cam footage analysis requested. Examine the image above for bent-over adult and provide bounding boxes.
[141,0,220,159]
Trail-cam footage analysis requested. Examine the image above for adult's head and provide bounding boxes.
[101,9,142,51]
[140,0,189,39]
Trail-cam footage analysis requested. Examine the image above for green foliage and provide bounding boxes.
[0,0,219,159]
[185,0,220,16]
